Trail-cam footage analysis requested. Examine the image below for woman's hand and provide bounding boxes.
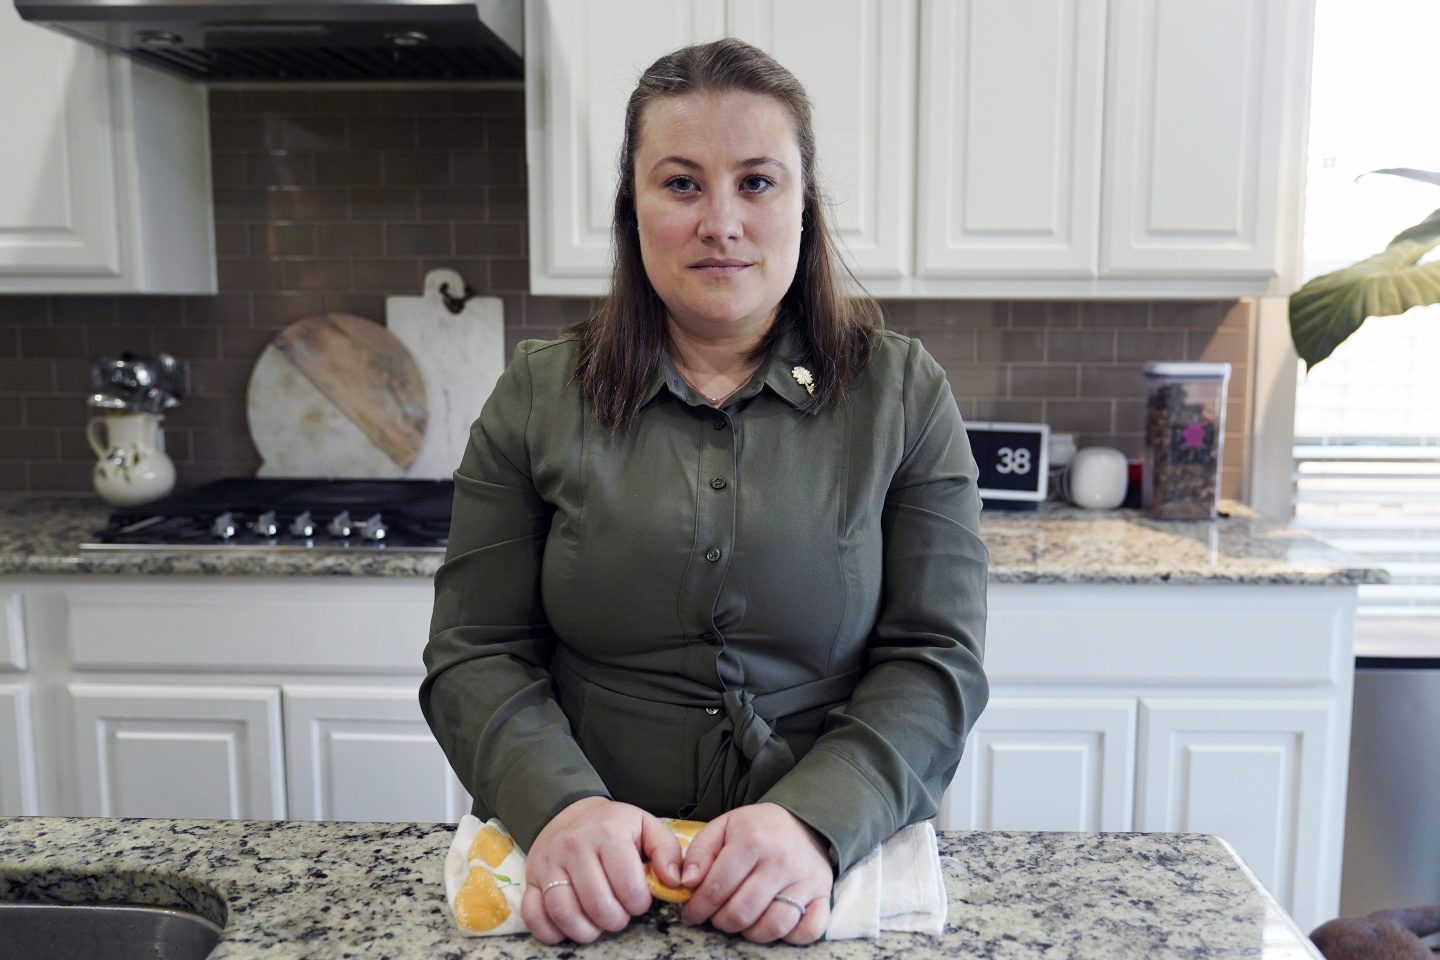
[678,803,833,944]
[520,796,685,944]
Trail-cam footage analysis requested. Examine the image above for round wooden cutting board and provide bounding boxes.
[246,313,429,478]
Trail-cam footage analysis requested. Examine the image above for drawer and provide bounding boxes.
[66,579,434,673]
[984,583,1352,686]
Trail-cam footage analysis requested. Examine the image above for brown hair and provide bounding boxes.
[567,38,881,430]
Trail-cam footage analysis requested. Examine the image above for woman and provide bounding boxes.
[421,38,989,946]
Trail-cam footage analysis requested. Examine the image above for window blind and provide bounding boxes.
[1290,307,1440,642]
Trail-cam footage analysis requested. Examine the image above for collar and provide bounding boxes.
[641,324,813,411]
[757,324,813,409]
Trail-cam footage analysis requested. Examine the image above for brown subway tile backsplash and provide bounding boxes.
[350,187,419,222]
[1116,330,1187,362]
[1010,364,1080,399]
[0,85,1254,501]
[386,224,454,256]
[383,152,452,186]
[313,153,383,187]
[247,151,317,187]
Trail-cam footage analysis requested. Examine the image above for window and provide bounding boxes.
[1292,0,1440,646]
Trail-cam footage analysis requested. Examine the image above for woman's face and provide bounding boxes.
[632,90,805,341]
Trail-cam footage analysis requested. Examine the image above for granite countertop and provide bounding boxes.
[0,493,1386,585]
[0,816,1321,959]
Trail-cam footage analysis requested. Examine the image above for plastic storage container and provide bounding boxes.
[1142,362,1231,519]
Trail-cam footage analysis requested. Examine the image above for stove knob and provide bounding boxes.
[327,510,353,539]
[288,510,315,538]
[357,513,388,542]
[256,510,279,538]
[210,511,236,540]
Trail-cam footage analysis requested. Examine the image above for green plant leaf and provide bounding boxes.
[1365,168,1440,188]
[1289,207,1440,370]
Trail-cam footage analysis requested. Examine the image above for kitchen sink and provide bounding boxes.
[0,901,223,960]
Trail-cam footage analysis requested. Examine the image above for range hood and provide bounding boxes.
[15,1,523,82]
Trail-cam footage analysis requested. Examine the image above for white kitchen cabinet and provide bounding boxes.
[941,696,1135,832]
[19,577,442,823]
[0,2,215,294]
[1137,697,1335,934]
[1101,0,1312,280]
[283,684,471,823]
[916,0,1105,280]
[0,683,39,816]
[526,0,726,293]
[932,582,1355,934]
[0,588,36,816]
[67,682,286,819]
[526,0,1314,298]
[727,0,914,279]
[526,0,912,294]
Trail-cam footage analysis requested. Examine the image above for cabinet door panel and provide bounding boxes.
[1137,698,1332,931]
[1102,0,1306,276]
[1,588,25,670]
[917,0,1104,278]
[68,684,285,819]
[283,685,471,823]
[728,0,914,279]
[0,683,39,816]
[526,0,725,292]
[940,697,1135,832]
[0,3,120,276]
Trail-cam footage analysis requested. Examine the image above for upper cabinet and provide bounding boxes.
[1101,0,1309,280]
[526,1,726,294]
[917,0,1106,281]
[727,0,915,280]
[525,0,1315,299]
[0,4,216,294]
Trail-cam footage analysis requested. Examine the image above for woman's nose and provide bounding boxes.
[696,192,743,242]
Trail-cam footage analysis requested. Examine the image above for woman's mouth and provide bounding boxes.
[690,259,752,277]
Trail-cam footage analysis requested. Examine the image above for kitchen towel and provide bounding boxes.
[828,820,948,938]
[443,816,947,940]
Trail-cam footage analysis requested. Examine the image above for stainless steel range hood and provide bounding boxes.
[15,1,523,82]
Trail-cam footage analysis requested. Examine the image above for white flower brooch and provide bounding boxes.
[790,365,815,396]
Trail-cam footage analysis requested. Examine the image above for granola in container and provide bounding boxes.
[1142,362,1231,520]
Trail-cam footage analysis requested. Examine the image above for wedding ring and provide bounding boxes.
[541,879,572,895]
[773,894,807,915]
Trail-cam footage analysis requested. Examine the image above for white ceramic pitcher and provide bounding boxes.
[85,411,176,506]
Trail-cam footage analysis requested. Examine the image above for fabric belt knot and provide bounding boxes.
[681,668,863,821]
[683,689,794,819]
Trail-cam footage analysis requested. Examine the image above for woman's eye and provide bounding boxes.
[741,175,775,193]
[665,176,698,194]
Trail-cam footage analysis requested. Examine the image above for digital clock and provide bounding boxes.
[964,420,1050,508]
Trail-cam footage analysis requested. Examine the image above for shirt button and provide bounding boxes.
[712,418,726,430]
[705,547,722,562]
[705,707,720,716]
[710,477,727,490]
[699,631,720,645]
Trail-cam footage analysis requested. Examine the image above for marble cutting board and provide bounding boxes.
[386,268,504,480]
[246,313,429,478]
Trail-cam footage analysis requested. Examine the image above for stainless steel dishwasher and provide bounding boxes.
[1340,645,1440,949]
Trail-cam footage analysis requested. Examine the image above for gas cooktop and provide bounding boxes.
[81,478,454,553]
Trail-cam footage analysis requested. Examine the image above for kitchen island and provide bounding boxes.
[0,494,1382,934]
[0,816,1322,959]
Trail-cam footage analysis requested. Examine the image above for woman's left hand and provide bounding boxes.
[678,802,833,944]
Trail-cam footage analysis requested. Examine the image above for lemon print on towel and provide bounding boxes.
[453,823,519,933]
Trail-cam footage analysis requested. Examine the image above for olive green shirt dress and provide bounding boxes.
[420,325,990,874]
